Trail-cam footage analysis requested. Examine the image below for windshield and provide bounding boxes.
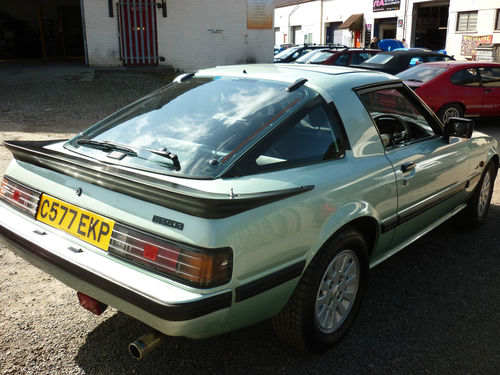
[362,53,394,65]
[66,77,312,178]
[309,51,337,64]
[397,65,447,83]
[274,47,300,60]
[295,50,324,64]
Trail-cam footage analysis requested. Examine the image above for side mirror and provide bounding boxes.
[443,117,474,143]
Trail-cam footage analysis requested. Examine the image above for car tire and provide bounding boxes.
[458,161,496,229]
[272,226,368,352]
[438,103,463,124]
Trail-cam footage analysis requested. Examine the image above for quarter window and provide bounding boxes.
[334,54,349,66]
[450,68,480,86]
[359,88,436,149]
[457,11,478,32]
[479,67,500,87]
[496,10,500,30]
[228,101,345,175]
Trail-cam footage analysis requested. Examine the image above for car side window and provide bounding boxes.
[334,54,349,66]
[424,56,445,62]
[359,88,436,149]
[450,68,480,86]
[228,102,345,175]
[479,67,500,87]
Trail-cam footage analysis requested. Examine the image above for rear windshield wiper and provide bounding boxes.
[147,147,181,171]
[406,78,423,83]
[76,138,137,156]
[75,139,181,171]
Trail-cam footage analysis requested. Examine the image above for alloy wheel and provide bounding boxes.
[315,249,359,334]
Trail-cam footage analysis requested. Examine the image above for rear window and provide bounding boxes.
[66,77,313,178]
[362,54,393,65]
[351,52,378,65]
[397,65,447,83]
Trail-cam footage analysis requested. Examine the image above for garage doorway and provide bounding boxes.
[375,17,397,39]
[325,22,342,45]
[414,3,449,50]
[0,0,84,60]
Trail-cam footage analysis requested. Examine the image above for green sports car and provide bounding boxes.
[0,64,497,356]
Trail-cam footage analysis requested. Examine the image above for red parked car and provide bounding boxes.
[295,48,380,66]
[397,61,500,123]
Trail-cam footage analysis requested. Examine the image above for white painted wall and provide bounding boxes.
[82,0,122,66]
[447,0,500,59]
[82,0,274,69]
[275,1,324,45]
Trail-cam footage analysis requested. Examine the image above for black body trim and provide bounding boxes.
[397,181,467,225]
[380,180,468,234]
[0,223,232,321]
[235,260,306,302]
[4,140,314,219]
[380,215,398,233]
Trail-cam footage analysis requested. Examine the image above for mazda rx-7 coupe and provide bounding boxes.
[0,64,496,357]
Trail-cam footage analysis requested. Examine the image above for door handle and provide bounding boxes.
[401,162,416,173]
[484,89,493,93]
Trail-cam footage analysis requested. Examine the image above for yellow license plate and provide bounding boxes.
[36,194,115,251]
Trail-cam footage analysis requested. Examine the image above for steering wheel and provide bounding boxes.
[373,114,411,145]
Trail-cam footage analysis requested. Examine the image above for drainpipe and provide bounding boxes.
[80,0,89,66]
[288,4,300,44]
[319,0,324,44]
[403,0,409,41]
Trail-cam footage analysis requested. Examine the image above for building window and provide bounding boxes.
[495,10,500,30]
[457,11,478,32]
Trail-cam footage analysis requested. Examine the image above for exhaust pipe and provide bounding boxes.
[128,330,166,360]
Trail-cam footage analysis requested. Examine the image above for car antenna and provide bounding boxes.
[286,78,308,92]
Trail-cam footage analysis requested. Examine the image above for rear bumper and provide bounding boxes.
[0,202,232,337]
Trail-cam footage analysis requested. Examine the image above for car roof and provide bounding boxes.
[195,64,400,102]
[321,48,380,53]
[414,61,500,68]
[377,49,451,57]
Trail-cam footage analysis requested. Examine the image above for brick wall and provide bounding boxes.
[82,0,273,69]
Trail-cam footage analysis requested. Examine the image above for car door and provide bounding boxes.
[478,66,500,116]
[358,84,472,247]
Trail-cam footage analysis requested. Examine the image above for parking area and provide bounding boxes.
[0,61,499,375]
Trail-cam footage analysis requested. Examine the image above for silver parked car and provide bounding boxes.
[0,64,497,357]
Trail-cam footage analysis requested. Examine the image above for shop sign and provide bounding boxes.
[461,35,493,59]
[373,0,400,12]
[247,0,273,30]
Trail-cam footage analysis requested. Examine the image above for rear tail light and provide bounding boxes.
[109,223,232,288]
[0,176,41,217]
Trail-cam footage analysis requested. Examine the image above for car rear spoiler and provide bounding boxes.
[4,140,314,219]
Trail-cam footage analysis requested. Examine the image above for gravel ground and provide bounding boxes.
[0,61,499,375]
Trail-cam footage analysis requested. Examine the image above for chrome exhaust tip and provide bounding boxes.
[128,330,165,360]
